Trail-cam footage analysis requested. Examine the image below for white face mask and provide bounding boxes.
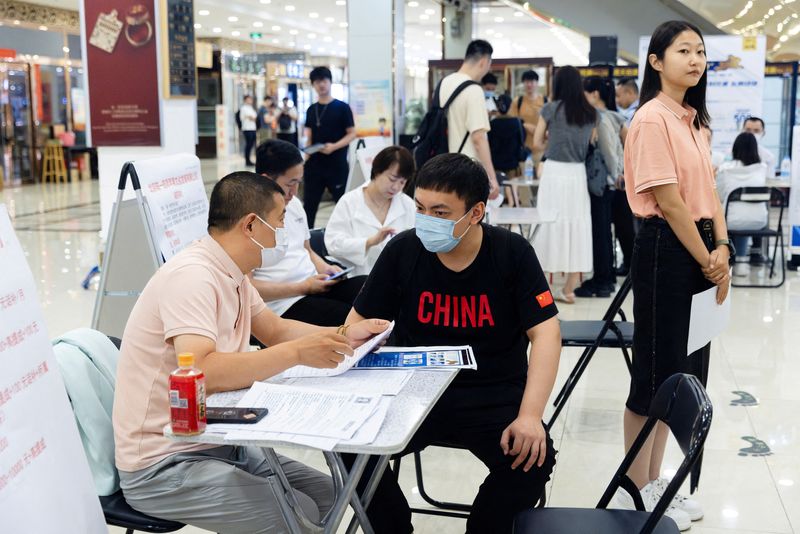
[250,215,288,267]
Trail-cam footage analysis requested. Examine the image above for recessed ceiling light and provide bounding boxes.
[63,46,70,52]
[272,25,281,31]
[228,16,238,22]
[494,17,504,23]
[308,33,317,38]
[13,20,20,25]
[194,23,201,29]
[38,25,48,31]
[289,29,299,35]
[231,30,240,36]
[253,21,263,27]
[212,27,222,33]
[285,5,295,11]
[479,7,490,13]
[408,1,419,6]
[514,11,523,17]
[325,17,335,23]
[198,9,209,16]
[309,12,319,18]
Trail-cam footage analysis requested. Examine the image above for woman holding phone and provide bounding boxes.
[614,20,732,531]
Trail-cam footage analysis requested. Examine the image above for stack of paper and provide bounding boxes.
[356,345,477,370]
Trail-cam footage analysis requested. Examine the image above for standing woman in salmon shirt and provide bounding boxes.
[614,21,731,529]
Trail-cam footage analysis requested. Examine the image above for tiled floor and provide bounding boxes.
[3,157,799,533]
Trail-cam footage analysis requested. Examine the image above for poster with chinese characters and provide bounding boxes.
[83,0,162,145]
[638,35,765,155]
[133,153,209,260]
[350,80,393,138]
[0,204,106,533]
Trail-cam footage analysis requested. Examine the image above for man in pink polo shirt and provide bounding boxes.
[113,171,389,533]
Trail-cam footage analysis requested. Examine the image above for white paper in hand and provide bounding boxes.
[281,321,395,378]
[687,285,731,355]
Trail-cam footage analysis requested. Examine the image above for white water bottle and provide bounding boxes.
[780,156,791,179]
[524,155,534,180]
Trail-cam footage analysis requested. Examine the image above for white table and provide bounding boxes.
[488,207,552,241]
[500,177,539,208]
[165,369,459,534]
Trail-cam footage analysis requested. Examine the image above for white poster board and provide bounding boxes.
[790,125,800,257]
[133,153,209,260]
[346,137,390,193]
[0,204,106,533]
[638,35,765,155]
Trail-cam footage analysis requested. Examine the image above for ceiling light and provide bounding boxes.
[408,1,419,6]
[309,12,319,18]
[272,38,279,44]
[198,9,209,16]
[272,25,281,31]
[494,17,504,23]
[194,23,201,29]
[514,11,523,17]
[253,21,263,27]
[38,25,48,31]
[228,16,238,22]
[289,29,299,35]
[13,20,20,25]
[285,5,295,11]
[62,46,70,53]
[325,17,335,23]
[231,30,240,36]
[479,7,490,13]
[212,27,222,33]
[437,34,443,40]
[780,34,789,42]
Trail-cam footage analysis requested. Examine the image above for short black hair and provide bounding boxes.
[744,116,765,130]
[255,139,304,177]
[521,70,539,82]
[310,66,332,83]
[208,172,285,232]
[415,153,489,209]
[370,146,415,181]
[617,77,639,93]
[481,73,498,86]
[264,95,273,101]
[465,39,493,62]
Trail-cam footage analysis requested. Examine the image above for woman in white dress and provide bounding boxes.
[532,66,597,303]
[324,146,416,276]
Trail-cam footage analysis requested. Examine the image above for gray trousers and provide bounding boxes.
[119,446,334,534]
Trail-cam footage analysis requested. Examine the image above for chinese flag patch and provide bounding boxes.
[535,290,554,308]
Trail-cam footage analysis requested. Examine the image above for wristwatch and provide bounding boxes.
[715,239,736,260]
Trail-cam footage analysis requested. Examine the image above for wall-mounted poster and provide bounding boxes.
[350,80,393,138]
[160,0,196,98]
[83,0,161,146]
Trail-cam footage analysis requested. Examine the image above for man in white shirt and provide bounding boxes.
[239,95,258,166]
[615,78,639,126]
[251,139,367,326]
[438,39,500,200]
[742,116,776,175]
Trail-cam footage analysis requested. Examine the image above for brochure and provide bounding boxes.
[354,345,477,370]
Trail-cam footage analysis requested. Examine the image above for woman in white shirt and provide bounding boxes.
[716,132,768,277]
[325,146,416,276]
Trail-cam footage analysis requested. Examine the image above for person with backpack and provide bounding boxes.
[415,39,500,200]
[238,95,258,167]
[276,97,299,146]
[342,153,560,533]
[531,66,598,304]
[488,94,526,181]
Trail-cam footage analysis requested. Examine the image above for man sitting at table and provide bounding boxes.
[251,139,367,326]
[344,153,561,533]
[113,171,389,534]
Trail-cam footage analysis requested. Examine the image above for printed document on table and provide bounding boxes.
[280,321,395,378]
[346,397,393,445]
[271,369,413,396]
[687,285,731,355]
[205,382,380,440]
[356,345,477,370]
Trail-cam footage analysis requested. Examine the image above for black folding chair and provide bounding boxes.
[547,275,634,429]
[514,373,713,534]
[726,186,786,288]
[309,227,329,257]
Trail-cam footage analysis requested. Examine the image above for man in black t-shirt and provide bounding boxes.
[303,66,356,227]
[345,153,561,533]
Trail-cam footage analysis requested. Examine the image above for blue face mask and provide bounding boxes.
[415,209,472,253]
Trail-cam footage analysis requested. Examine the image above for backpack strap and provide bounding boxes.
[441,80,480,110]
[517,95,524,114]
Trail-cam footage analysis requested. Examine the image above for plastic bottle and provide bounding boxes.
[524,155,534,181]
[169,352,206,435]
[780,156,791,180]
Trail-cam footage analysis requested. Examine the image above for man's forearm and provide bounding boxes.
[200,347,299,394]
[251,276,308,300]
[332,131,357,151]
[518,331,560,420]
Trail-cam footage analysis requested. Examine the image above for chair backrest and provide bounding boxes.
[309,227,328,258]
[725,186,785,227]
[597,374,713,534]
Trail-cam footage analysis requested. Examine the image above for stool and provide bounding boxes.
[41,141,68,184]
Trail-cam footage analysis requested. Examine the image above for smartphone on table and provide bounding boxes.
[206,407,268,424]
